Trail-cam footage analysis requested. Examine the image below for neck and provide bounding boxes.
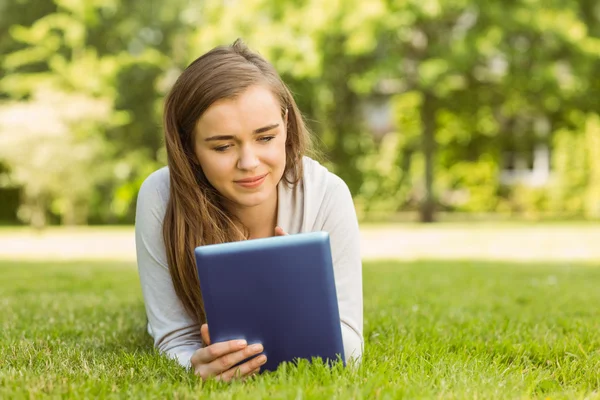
[227,191,278,240]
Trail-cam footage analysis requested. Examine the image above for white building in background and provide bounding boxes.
[499,144,552,187]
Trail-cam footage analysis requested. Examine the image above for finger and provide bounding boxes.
[197,339,249,364]
[208,343,265,375]
[274,226,288,236]
[243,366,262,381]
[201,324,211,346]
[216,354,267,382]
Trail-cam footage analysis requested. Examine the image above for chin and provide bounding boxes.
[230,191,272,208]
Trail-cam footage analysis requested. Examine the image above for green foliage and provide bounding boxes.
[355,132,408,217]
[359,93,503,215]
[549,113,600,218]
[356,92,423,216]
[500,185,550,218]
[0,0,126,227]
[2,258,600,397]
[0,89,115,227]
[0,0,599,224]
[585,115,600,218]
[0,0,178,226]
[439,157,500,212]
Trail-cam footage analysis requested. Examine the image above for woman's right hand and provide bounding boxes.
[190,323,267,382]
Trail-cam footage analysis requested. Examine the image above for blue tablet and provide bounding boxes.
[194,231,345,372]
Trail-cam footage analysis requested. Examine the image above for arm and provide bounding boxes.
[134,173,202,369]
[318,177,364,365]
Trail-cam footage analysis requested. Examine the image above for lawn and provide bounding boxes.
[2,259,599,399]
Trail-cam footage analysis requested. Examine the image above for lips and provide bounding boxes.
[235,173,268,183]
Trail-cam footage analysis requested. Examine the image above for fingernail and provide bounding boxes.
[237,340,247,347]
[258,355,267,364]
[251,344,263,352]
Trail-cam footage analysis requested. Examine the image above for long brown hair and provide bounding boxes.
[162,39,312,325]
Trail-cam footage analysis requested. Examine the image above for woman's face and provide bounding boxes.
[193,85,288,211]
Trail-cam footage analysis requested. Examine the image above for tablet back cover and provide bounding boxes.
[194,231,344,372]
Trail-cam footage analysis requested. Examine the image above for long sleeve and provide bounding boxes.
[316,177,364,365]
[134,169,202,369]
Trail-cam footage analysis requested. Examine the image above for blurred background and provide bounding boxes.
[0,0,599,231]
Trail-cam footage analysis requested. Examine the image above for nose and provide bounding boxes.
[236,144,260,171]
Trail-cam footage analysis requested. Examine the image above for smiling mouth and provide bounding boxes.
[234,173,268,183]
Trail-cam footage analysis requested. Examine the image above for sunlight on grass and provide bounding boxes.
[1,259,599,398]
[2,223,600,263]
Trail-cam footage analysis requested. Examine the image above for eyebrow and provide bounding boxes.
[204,123,280,142]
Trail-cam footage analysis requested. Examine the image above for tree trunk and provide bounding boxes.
[27,194,47,230]
[61,198,89,226]
[321,36,366,196]
[420,91,436,223]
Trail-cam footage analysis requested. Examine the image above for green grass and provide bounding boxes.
[2,259,599,399]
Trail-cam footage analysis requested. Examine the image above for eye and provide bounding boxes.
[259,136,275,143]
[213,144,232,152]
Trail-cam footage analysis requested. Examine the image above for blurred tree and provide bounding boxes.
[369,0,600,221]
[0,0,126,226]
[550,113,600,218]
[0,0,191,225]
[0,0,57,77]
[175,0,600,222]
[0,89,112,227]
[375,0,518,221]
[471,0,600,217]
[0,0,598,225]
[82,0,194,223]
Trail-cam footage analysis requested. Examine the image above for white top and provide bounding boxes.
[135,156,364,369]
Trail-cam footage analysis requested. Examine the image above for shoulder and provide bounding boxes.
[136,166,170,213]
[301,156,350,200]
[301,157,358,236]
[298,157,354,228]
[278,156,354,232]
[139,166,170,197]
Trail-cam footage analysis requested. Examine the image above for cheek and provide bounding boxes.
[262,144,286,173]
[271,136,288,164]
[196,151,233,185]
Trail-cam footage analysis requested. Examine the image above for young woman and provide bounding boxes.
[135,40,363,382]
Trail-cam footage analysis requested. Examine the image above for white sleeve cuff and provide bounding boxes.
[341,322,363,367]
[167,346,201,370]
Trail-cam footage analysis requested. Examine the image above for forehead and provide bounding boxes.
[195,85,282,137]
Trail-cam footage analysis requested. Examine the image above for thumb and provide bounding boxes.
[201,323,211,346]
[274,226,288,236]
